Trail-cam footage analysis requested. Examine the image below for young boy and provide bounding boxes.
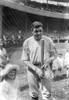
[0,63,20,100]
[52,53,63,78]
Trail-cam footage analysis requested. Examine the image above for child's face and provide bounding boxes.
[7,69,16,80]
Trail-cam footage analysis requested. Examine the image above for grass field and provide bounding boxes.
[7,46,69,100]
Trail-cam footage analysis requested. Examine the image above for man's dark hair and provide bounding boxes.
[31,21,43,30]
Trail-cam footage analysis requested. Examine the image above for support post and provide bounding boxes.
[0,6,3,40]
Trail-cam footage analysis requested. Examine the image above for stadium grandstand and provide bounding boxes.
[0,0,69,49]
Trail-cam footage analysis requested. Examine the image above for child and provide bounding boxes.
[52,53,63,78]
[0,63,20,100]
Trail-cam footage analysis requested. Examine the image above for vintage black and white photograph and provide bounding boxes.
[0,0,69,100]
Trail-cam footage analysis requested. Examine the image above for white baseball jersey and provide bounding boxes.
[21,35,56,64]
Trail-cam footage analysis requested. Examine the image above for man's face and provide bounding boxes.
[32,26,43,41]
[7,69,16,80]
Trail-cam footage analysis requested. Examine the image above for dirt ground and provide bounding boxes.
[8,47,69,100]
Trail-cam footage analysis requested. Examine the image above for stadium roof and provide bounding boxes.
[0,0,69,19]
[31,0,69,7]
[31,0,69,3]
[52,0,69,2]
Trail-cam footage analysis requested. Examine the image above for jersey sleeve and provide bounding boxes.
[21,40,30,61]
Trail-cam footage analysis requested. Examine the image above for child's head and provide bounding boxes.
[0,64,20,80]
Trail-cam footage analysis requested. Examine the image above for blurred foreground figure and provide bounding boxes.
[0,63,20,100]
[64,47,69,77]
[0,40,9,71]
[21,21,57,100]
[52,53,64,78]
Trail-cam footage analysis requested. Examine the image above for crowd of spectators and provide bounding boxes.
[2,28,69,48]
[4,0,68,13]
[2,30,26,48]
[26,1,67,13]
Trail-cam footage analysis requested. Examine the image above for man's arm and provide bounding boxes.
[23,60,37,71]
[44,56,57,65]
[43,40,57,69]
[22,60,43,78]
[49,39,57,62]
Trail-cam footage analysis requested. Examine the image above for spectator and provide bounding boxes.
[52,53,64,78]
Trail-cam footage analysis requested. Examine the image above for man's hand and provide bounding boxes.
[42,63,49,70]
[35,68,43,78]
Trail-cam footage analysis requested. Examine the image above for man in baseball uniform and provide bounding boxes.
[21,21,57,100]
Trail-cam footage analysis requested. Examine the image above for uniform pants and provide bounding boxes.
[27,67,52,99]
